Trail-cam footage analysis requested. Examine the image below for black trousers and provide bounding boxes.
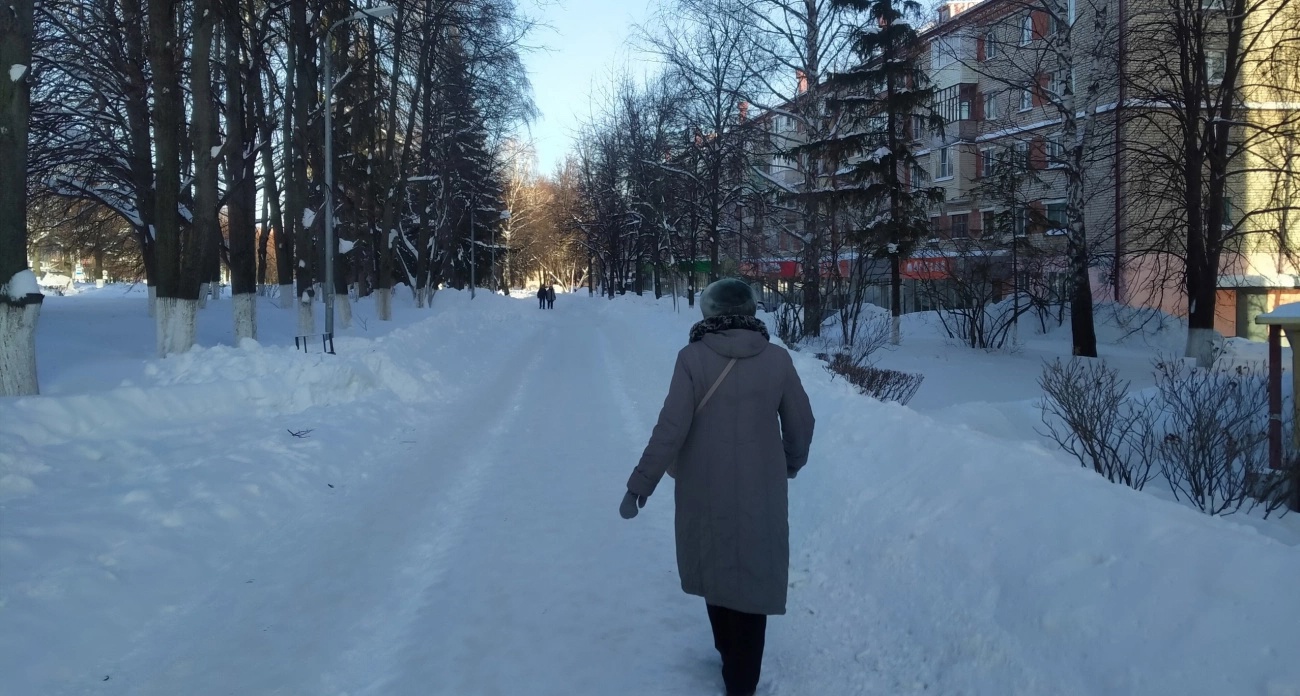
[706,604,767,695]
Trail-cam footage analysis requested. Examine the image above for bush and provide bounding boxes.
[1039,357,1294,517]
[821,352,924,405]
[1039,358,1156,490]
[1144,361,1272,516]
[774,302,803,345]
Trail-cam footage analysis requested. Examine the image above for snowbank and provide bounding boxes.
[4,289,1299,695]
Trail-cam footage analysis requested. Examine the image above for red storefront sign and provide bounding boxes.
[901,257,951,280]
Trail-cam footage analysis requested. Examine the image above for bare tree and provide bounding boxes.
[1124,0,1300,366]
[944,0,1118,358]
[639,2,764,288]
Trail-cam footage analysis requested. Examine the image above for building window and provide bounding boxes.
[1202,0,1226,9]
[1045,201,1068,231]
[985,29,999,59]
[937,147,953,179]
[911,162,926,189]
[980,148,995,176]
[983,91,998,120]
[951,213,970,238]
[912,113,927,139]
[1013,206,1028,237]
[932,37,956,69]
[1068,0,1077,23]
[982,210,997,237]
[1048,71,1068,98]
[1222,197,1234,228]
[1021,15,1034,45]
[1047,133,1065,167]
[1019,87,1034,111]
[1206,50,1226,82]
[1014,140,1030,168]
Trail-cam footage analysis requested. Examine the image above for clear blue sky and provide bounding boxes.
[521,0,659,175]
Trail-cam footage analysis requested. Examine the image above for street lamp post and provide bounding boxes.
[322,5,396,351]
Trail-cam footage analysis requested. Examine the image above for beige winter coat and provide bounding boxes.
[627,324,815,615]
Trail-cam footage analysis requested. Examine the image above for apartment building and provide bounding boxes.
[914,0,1119,314]
[917,0,1300,338]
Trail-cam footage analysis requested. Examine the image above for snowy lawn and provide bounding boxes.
[2,287,1299,695]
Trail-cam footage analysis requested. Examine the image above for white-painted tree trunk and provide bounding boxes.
[297,299,315,337]
[148,285,157,317]
[279,284,295,310]
[198,282,210,309]
[338,293,352,330]
[1186,327,1221,368]
[891,315,901,346]
[376,287,392,321]
[0,301,41,396]
[155,297,198,357]
[233,293,257,341]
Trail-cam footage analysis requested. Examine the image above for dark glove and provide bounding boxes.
[619,490,647,519]
[787,467,798,479]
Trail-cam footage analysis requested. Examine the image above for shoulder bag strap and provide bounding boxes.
[695,358,738,415]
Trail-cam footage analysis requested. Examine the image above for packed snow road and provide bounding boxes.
[4,289,1300,696]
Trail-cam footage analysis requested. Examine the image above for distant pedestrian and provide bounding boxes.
[547,285,556,309]
[619,278,815,696]
[537,286,546,310]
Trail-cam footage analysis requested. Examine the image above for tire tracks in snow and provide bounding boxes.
[98,319,553,696]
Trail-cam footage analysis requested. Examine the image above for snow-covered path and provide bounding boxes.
[6,290,1300,696]
[85,306,721,696]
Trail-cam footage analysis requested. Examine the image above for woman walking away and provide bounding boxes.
[619,278,815,696]
[547,284,556,309]
[537,285,547,310]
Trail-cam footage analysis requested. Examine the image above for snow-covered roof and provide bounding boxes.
[1256,302,1300,324]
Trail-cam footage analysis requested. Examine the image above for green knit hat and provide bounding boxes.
[700,278,757,318]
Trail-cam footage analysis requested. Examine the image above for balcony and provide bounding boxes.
[935,83,980,142]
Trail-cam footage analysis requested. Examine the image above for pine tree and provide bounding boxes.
[432,38,504,292]
[804,0,941,344]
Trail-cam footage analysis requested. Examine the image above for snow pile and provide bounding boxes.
[788,367,1300,693]
[37,272,77,296]
[4,289,1299,695]
[4,269,39,300]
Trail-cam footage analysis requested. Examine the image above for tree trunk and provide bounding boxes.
[277,20,298,310]
[123,5,157,316]
[290,0,314,335]
[149,0,200,356]
[192,0,220,315]
[0,0,39,395]
[227,0,257,340]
